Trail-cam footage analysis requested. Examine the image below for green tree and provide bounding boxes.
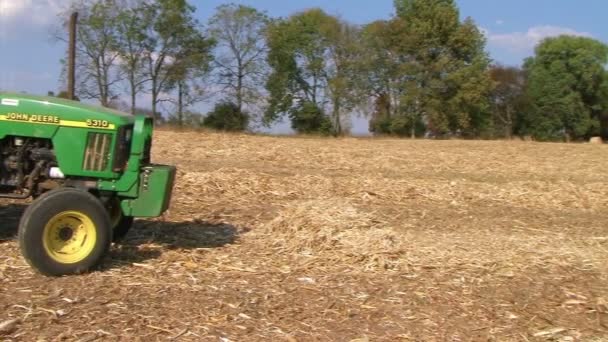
[361,20,409,136]
[265,9,362,135]
[488,65,529,138]
[208,4,270,114]
[203,102,249,131]
[367,0,492,137]
[601,71,608,139]
[289,101,333,135]
[143,0,211,118]
[525,35,608,141]
[325,20,363,135]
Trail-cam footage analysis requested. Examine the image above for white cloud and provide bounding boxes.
[0,1,29,17]
[0,0,64,37]
[484,25,593,53]
[495,19,504,26]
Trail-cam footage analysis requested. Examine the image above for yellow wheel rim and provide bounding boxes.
[43,211,97,264]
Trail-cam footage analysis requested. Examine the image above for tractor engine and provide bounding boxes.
[0,136,60,197]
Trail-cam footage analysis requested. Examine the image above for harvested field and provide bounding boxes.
[1,130,608,341]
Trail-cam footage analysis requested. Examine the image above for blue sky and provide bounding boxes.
[1,0,607,133]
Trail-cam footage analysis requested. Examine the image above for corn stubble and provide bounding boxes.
[1,130,607,341]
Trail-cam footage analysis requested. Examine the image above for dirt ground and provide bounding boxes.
[1,131,608,341]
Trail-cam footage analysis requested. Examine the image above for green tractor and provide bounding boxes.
[0,93,176,276]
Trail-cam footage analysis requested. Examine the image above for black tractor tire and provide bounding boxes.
[106,198,134,242]
[18,188,112,276]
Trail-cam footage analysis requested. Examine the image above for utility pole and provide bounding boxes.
[67,12,78,101]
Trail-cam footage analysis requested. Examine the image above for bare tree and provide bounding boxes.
[115,1,153,113]
[208,4,269,114]
[60,0,123,107]
[165,37,214,126]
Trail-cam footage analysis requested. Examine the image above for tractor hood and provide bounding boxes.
[0,92,135,130]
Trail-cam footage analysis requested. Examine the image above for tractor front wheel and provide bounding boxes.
[107,198,134,242]
[18,188,112,276]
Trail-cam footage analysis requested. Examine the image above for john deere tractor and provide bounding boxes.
[0,92,176,276]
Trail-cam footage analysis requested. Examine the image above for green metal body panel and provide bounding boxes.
[120,165,177,217]
[0,92,134,178]
[0,92,175,218]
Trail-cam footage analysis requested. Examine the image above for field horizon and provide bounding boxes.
[1,130,607,341]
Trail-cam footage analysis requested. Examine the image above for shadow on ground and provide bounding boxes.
[106,219,245,268]
[0,203,244,268]
[0,203,25,240]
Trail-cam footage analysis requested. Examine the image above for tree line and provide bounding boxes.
[58,0,608,141]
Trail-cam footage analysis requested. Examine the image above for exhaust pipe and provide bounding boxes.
[67,12,78,101]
